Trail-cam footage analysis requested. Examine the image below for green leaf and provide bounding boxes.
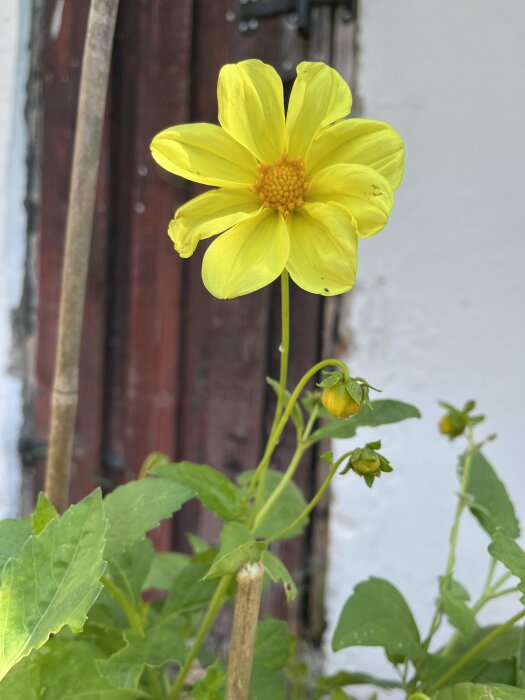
[262,550,298,601]
[314,670,401,698]
[0,636,143,699]
[31,492,59,535]
[423,655,487,688]
[151,461,246,522]
[465,452,520,539]
[192,661,226,699]
[474,660,517,686]
[441,588,477,642]
[249,665,287,700]
[103,476,193,559]
[488,529,525,583]
[107,538,155,600]
[253,619,290,670]
[433,682,525,700]
[97,617,185,689]
[0,517,32,574]
[239,469,308,540]
[204,523,265,580]
[332,577,425,662]
[161,562,218,617]
[266,377,305,435]
[142,552,190,591]
[312,400,421,442]
[453,626,524,663]
[0,490,107,681]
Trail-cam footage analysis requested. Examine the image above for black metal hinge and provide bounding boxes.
[235,0,357,36]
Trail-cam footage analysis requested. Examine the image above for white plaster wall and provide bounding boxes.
[0,0,30,518]
[326,0,525,684]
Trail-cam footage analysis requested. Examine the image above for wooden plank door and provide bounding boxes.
[28,0,356,634]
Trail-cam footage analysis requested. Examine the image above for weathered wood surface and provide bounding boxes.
[32,0,357,629]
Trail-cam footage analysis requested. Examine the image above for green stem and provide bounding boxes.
[302,403,319,442]
[443,571,516,656]
[252,444,306,531]
[269,271,290,438]
[443,425,475,586]
[101,575,143,634]
[424,426,476,649]
[248,357,348,506]
[266,451,350,543]
[102,576,165,699]
[428,608,525,693]
[168,574,233,700]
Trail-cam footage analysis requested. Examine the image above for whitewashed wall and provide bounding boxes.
[0,0,30,518]
[325,0,525,682]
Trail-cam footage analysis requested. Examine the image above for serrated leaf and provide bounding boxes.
[266,377,305,434]
[97,617,185,689]
[31,492,59,535]
[433,682,525,700]
[0,636,143,699]
[239,469,308,540]
[253,619,290,670]
[332,577,425,662]
[262,551,298,601]
[150,461,245,522]
[312,400,421,442]
[441,588,477,641]
[103,476,193,559]
[0,517,32,574]
[142,552,190,591]
[0,490,107,681]
[464,452,520,538]
[488,529,525,583]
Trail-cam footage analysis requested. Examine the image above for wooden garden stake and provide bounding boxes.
[44,0,119,511]
[225,562,264,700]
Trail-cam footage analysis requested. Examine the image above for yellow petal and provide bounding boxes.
[218,60,285,164]
[286,62,352,159]
[306,118,404,190]
[151,123,258,187]
[169,188,264,258]
[202,209,289,299]
[285,202,357,295]
[308,163,394,237]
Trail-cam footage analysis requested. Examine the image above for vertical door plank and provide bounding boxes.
[101,0,194,549]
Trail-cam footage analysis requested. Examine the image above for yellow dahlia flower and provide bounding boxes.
[151,60,403,299]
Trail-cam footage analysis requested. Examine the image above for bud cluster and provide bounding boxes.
[340,440,393,488]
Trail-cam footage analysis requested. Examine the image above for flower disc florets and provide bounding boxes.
[251,154,309,217]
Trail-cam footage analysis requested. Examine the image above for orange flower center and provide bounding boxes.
[251,154,308,217]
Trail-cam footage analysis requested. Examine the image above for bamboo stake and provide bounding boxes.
[225,562,264,700]
[44,0,119,512]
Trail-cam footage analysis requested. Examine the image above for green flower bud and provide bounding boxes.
[321,383,363,420]
[352,453,381,475]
